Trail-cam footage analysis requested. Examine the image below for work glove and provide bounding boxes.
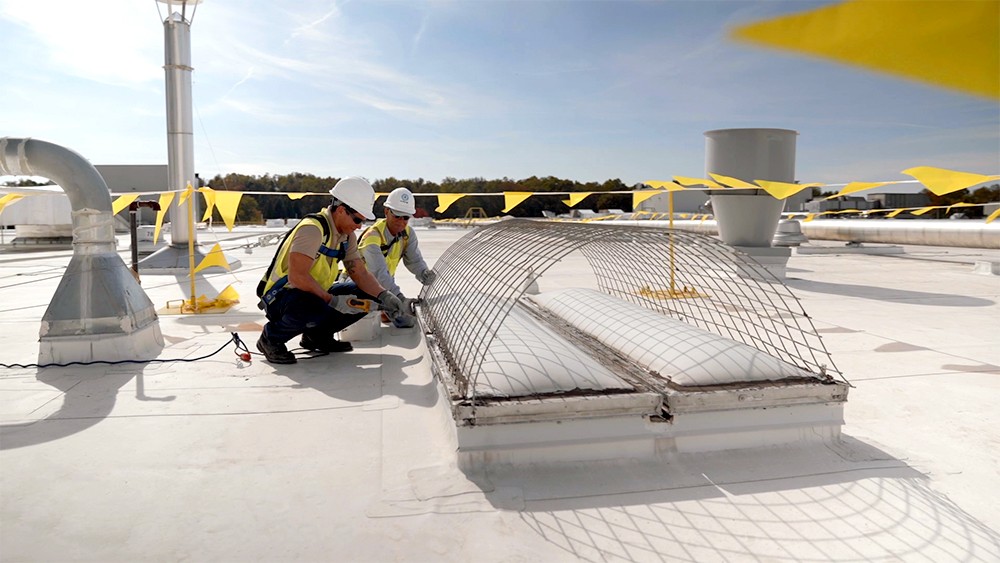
[416,268,437,285]
[401,296,420,315]
[327,293,364,315]
[393,293,419,315]
[392,313,417,329]
[377,290,404,318]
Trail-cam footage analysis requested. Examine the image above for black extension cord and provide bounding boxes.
[0,332,252,369]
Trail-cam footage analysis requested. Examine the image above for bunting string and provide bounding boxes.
[3,165,999,225]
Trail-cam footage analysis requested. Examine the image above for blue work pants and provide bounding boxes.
[262,282,373,344]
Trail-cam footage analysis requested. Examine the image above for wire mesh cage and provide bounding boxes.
[418,219,843,400]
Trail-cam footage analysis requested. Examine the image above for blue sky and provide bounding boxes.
[1,0,997,188]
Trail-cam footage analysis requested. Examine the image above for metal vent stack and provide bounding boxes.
[0,137,163,364]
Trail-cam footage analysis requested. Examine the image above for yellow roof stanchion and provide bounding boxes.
[157,184,241,315]
[185,183,197,312]
[639,189,708,301]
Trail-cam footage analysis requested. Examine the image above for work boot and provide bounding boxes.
[256,334,297,364]
[300,334,353,353]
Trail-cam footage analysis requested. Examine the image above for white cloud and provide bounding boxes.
[285,5,341,45]
[1,0,163,86]
[411,11,429,55]
[184,2,474,123]
[215,97,318,125]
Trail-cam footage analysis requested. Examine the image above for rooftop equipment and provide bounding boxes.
[706,128,798,278]
[0,137,163,364]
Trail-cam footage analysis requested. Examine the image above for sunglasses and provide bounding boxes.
[342,205,365,224]
[390,211,411,221]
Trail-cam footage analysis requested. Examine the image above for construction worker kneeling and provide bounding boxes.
[356,187,436,329]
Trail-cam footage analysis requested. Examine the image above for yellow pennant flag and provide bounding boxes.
[887,208,908,218]
[287,193,309,200]
[986,208,1000,224]
[435,193,466,213]
[644,180,687,191]
[215,283,240,305]
[199,187,217,221]
[730,0,1000,100]
[754,180,819,199]
[0,193,26,214]
[214,191,243,232]
[902,166,1000,196]
[803,213,817,222]
[946,202,976,213]
[708,173,757,189]
[153,192,176,244]
[111,194,139,216]
[563,192,593,208]
[672,176,722,189]
[632,190,661,209]
[910,206,935,216]
[192,243,231,275]
[178,184,194,205]
[825,181,888,200]
[502,192,533,213]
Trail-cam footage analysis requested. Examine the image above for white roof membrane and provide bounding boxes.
[3,227,998,561]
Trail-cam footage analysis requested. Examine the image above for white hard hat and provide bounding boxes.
[329,177,376,220]
[384,187,416,216]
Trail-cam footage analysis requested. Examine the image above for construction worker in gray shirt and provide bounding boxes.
[357,187,436,328]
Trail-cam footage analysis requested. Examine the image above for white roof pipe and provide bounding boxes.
[705,128,798,248]
[613,219,1000,250]
[0,137,162,363]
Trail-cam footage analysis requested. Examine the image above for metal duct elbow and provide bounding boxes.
[1,138,113,212]
[1,137,115,253]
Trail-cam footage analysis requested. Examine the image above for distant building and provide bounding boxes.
[866,192,930,210]
[804,196,874,214]
[1,165,169,245]
[803,190,931,215]
[634,188,710,214]
[96,165,170,225]
[0,189,73,243]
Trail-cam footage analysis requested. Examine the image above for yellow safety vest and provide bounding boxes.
[358,220,409,276]
[260,213,346,305]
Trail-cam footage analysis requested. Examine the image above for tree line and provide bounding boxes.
[203,173,638,223]
[205,173,1000,223]
[4,175,996,222]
